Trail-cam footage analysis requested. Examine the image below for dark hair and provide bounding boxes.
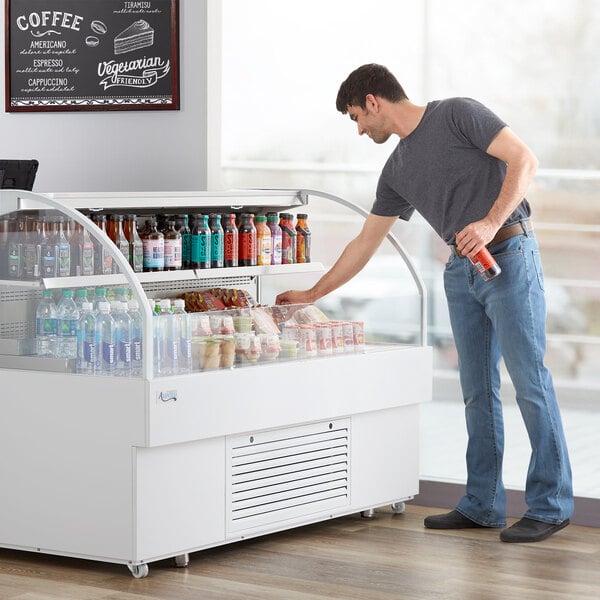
[336,64,408,114]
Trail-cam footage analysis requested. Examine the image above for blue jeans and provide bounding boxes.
[443,231,573,526]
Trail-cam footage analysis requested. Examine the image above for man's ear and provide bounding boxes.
[365,93,379,112]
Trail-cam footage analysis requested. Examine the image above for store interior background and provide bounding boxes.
[1,1,598,520]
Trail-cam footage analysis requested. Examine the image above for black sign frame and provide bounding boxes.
[4,0,180,112]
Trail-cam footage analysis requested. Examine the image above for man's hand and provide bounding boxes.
[275,289,315,305]
[455,219,497,259]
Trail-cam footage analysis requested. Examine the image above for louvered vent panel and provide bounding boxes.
[227,420,351,533]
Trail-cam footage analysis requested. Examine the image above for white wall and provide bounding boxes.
[0,0,208,193]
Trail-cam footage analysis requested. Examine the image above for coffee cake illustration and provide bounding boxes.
[114,20,154,55]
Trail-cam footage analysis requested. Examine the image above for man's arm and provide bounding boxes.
[275,213,398,305]
[456,126,539,259]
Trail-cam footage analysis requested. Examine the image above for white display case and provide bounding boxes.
[0,189,431,578]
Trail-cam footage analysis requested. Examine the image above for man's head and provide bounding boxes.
[336,64,408,114]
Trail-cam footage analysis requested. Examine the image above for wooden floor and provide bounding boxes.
[0,505,598,600]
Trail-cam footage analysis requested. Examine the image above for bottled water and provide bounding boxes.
[56,289,80,358]
[95,301,116,375]
[93,287,108,313]
[76,302,96,374]
[158,299,179,375]
[36,290,58,357]
[172,299,192,373]
[150,299,162,376]
[128,299,143,377]
[74,288,89,310]
[113,301,132,376]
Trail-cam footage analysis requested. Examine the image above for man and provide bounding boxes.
[276,63,573,543]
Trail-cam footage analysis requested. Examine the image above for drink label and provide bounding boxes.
[181,232,192,264]
[119,340,132,364]
[132,338,142,362]
[37,317,57,336]
[131,242,144,272]
[57,243,71,277]
[224,231,238,265]
[8,242,21,278]
[58,318,78,337]
[102,341,115,366]
[191,233,210,265]
[81,244,94,276]
[40,244,57,277]
[143,238,164,269]
[83,340,96,364]
[164,239,182,268]
[211,232,224,266]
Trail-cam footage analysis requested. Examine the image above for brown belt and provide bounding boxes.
[451,219,533,258]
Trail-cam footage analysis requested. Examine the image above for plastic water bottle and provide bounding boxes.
[36,290,58,357]
[113,301,132,376]
[76,302,96,374]
[172,299,192,373]
[93,287,108,313]
[128,299,143,377]
[158,299,179,375]
[95,301,116,375]
[56,289,80,358]
[74,288,89,310]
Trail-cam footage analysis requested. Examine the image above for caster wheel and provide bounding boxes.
[391,501,406,514]
[128,563,149,579]
[361,508,375,519]
[173,553,189,568]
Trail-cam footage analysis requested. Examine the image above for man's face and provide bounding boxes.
[346,102,392,144]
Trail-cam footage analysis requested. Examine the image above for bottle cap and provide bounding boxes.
[255,215,267,222]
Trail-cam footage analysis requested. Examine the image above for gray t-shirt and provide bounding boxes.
[372,97,531,244]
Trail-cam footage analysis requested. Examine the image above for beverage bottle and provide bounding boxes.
[209,213,224,268]
[266,212,282,265]
[141,218,164,272]
[163,220,182,270]
[69,221,94,276]
[295,213,311,263]
[128,299,143,377]
[179,214,192,269]
[36,289,58,357]
[223,213,239,267]
[56,217,71,277]
[279,213,296,264]
[470,247,502,281]
[158,299,179,375]
[112,301,133,376]
[95,301,116,375]
[39,216,58,278]
[76,301,96,375]
[172,299,192,373]
[115,287,129,303]
[7,216,24,280]
[255,215,272,266]
[21,216,40,280]
[92,214,114,275]
[75,288,89,310]
[56,289,80,359]
[0,217,10,279]
[190,213,211,269]
[238,213,257,266]
[123,214,144,273]
[93,287,108,313]
[108,214,130,272]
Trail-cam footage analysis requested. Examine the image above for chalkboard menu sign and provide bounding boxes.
[5,0,179,111]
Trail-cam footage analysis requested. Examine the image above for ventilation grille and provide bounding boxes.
[227,420,350,533]
[142,275,254,294]
[0,288,40,339]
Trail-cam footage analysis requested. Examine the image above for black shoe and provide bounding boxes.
[500,517,570,543]
[424,510,487,529]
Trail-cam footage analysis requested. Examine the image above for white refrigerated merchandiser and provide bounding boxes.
[0,189,431,578]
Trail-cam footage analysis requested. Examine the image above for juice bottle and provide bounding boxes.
[108,214,130,272]
[209,213,224,268]
[163,220,182,270]
[55,216,71,277]
[190,213,211,269]
[178,214,192,269]
[92,214,113,275]
[295,213,311,263]
[266,212,282,265]
[223,213,239,267]
[279,213,296,264]
[39,216,58,278]
[255,215,272,266]
[141,217,164,272]
[123,214,144,273]
[238,213,257,267]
